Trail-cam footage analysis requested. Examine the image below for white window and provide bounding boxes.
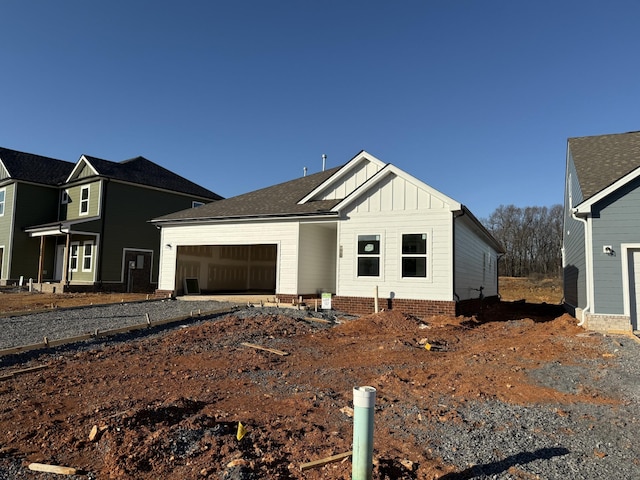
[357,234,381,277]
[401,233,427,278]
[69,243,79,272]
[61,189,69,204]
[82,242,93,271]
[80,186,90,215]
[192,201,204,208]
[0,189,5,216]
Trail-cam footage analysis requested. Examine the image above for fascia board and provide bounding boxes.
[297,150,387,205]
[333,163,462,212]
[151,211,339,227]
[65,155,100,183]
[574,164,640,215]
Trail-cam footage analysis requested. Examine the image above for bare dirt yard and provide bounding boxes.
[0,278,638,479]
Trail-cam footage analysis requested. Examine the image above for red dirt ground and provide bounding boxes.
[0,279,614,479]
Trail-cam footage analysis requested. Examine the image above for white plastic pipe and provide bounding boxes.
[352,386,376,480]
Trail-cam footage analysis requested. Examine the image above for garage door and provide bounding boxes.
[177,244,277,294]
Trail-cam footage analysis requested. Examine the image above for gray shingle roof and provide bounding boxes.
[81,155,222,200]
[154,165,343,222]
[0,147,74,185]
[568,131,640,201]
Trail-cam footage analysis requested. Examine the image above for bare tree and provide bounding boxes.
[483,204,563,278]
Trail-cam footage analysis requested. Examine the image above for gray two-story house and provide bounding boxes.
[563,131,640,333]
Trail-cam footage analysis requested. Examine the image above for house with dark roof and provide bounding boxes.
[152,151,504,317]
[0,148,221,292]
[563,131,640,333]
[0,148,75,284]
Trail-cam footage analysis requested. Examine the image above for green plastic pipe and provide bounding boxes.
[352,386,376,480]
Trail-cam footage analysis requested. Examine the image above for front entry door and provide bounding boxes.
[55,245,65,281]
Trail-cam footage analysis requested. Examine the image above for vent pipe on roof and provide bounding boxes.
[322,154,327,171]
[303,166,307,177]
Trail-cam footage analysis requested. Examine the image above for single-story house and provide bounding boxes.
[563,131,640,333]
[152,151,504,317]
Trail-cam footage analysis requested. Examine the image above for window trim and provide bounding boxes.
[82,241,93,272]
[69,242,80,272]
[356,234,382,278]
[192,201,204,208]
[399,231,431,280]
[79,186,90,216]
[0,188,5,216]
[61,189,70,205]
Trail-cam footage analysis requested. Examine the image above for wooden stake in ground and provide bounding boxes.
[300,451,352,471]
[240,342,289,356]
[28,463,78,475]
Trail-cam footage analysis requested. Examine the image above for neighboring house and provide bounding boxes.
[152,151,504,317]
[0,148,75,285]
[563,131,640,333]
[0,147,222,292]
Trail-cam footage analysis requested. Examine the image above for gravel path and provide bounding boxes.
[0,298,237,351]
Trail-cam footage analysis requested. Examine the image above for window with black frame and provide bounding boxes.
[357,234,380,277]
[401,233,427,277]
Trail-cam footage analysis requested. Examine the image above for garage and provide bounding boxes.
[175,244,277,295]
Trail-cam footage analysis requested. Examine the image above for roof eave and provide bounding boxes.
[152,210,339,226]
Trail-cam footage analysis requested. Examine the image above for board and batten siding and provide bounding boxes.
[454,216,498,301]
[590,175,640,315]
[315,159,382,201]
[158,221,301,294]
[563,155,587,310]
[336,173,454,301]
[297,223,337,295]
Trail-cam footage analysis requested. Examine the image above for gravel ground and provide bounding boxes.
[1,301,638,479]
[0,298,241,351]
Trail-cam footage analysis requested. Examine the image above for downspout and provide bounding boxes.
[452,209,465,302]
[572,208,590,326]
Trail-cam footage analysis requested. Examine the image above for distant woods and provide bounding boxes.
[483,204,563,278]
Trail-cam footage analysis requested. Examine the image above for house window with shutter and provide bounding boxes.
[401,233,427,278]
[357,234,381,277]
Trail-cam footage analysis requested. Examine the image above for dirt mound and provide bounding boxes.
[0,297,630,479]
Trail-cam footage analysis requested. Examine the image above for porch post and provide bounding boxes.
[62,233,70,285]
[37,236,45,284]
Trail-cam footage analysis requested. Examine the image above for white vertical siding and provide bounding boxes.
[158,221,300,294]
[336,174,454,301]
[454,216,498,300]
[316,160,382,200]
[297,223,337,294]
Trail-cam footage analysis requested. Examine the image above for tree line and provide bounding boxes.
[482,204,563,278]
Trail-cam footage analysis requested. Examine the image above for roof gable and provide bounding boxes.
[334,163,461,213]
[0,147,74,186]
[569,131,640,202]
[298,150,386,204]
[67,154,222,200]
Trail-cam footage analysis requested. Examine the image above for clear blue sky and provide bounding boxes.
[2,1,639,219]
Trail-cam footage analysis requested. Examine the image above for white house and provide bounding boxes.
[152,151,504,317]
